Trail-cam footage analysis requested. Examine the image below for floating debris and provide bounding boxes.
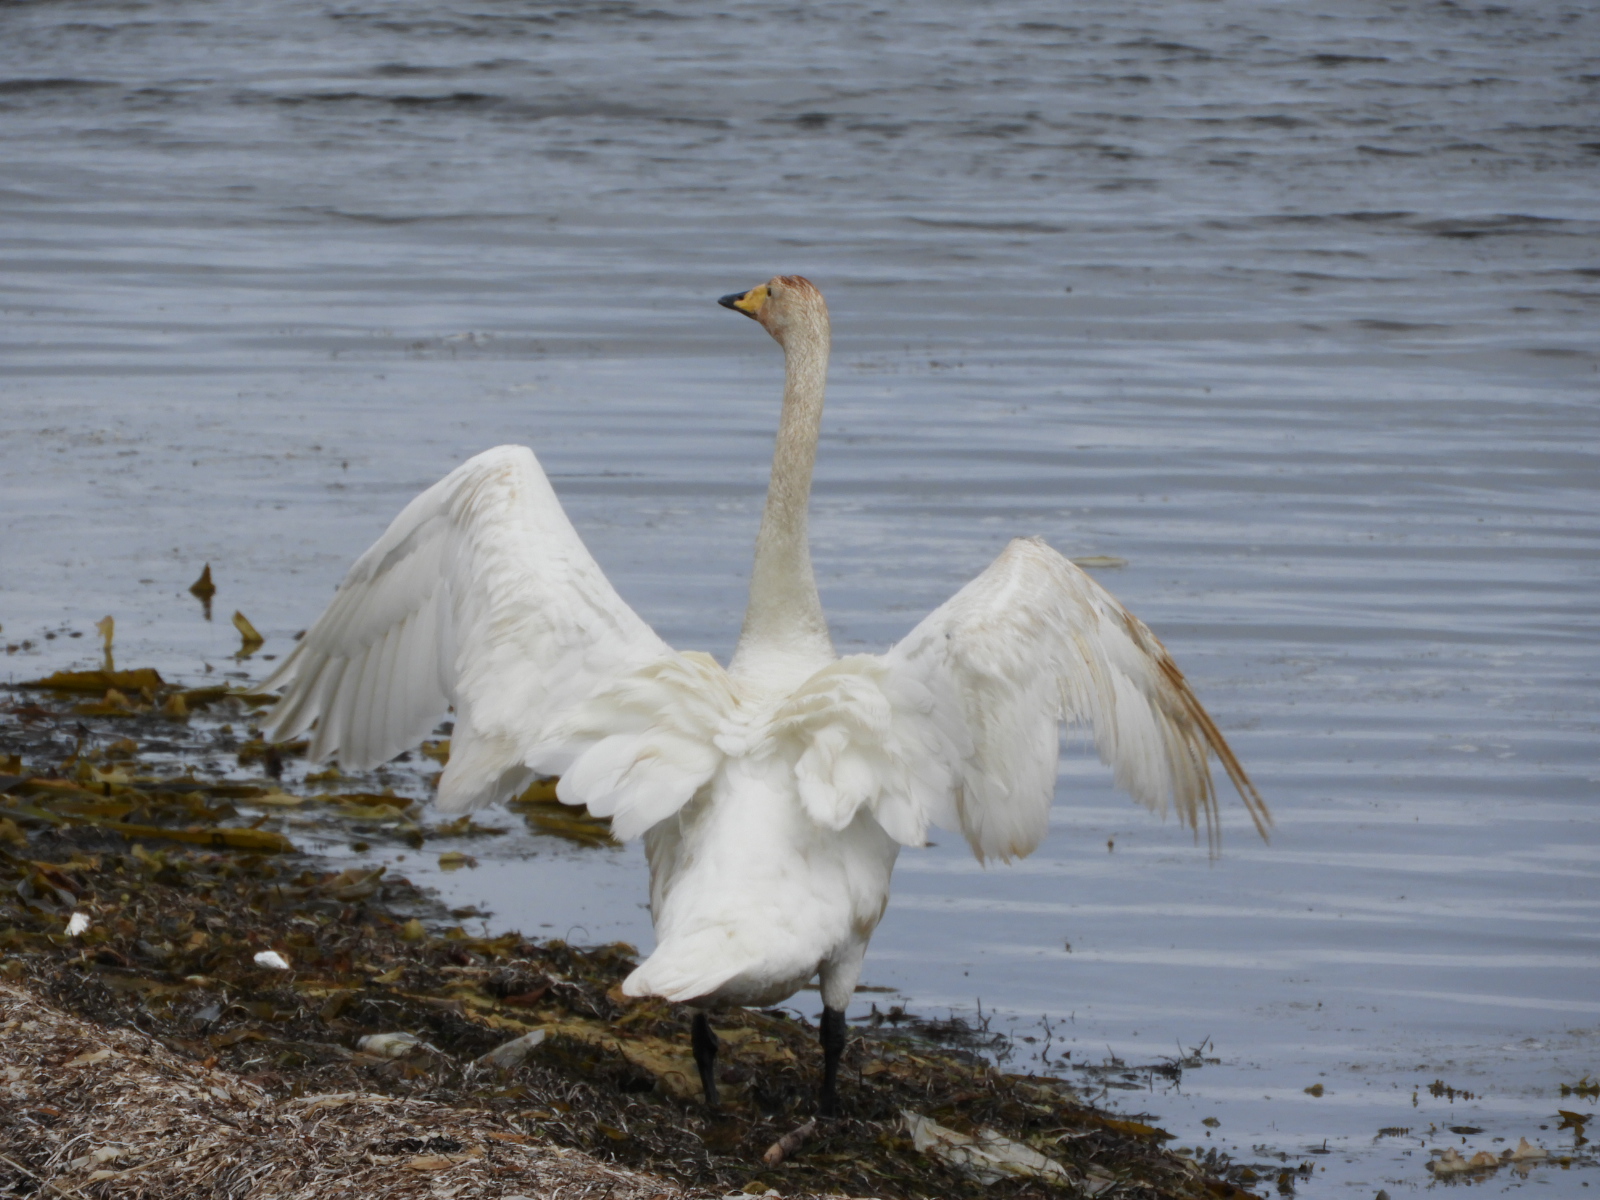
[190,563,217,619]
[1508,1137,1548,1162]
[233,611,265,657]
[95,615,116,670]
[17,667,166,694]
[509,780,616,847]
[1558,1108,1591,1146]
[1428,1138,1561,1181]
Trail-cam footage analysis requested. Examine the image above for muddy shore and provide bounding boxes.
[1,667,1281,1199]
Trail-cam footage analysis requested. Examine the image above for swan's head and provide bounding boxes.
[718,275,828,348]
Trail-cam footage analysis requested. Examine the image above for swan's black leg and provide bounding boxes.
[692,1011,721,1108]
[819,1006,847,1117]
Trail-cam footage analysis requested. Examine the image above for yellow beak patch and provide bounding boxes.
[719,284,770,319]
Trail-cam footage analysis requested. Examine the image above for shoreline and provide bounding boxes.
[0,669,1269,1199]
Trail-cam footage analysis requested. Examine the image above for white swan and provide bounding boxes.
[264,275,1269,1115]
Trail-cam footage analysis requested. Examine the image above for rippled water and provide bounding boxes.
[4,0,1598,1192]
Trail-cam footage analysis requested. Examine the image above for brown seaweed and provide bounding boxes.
[1,675,1267,1200]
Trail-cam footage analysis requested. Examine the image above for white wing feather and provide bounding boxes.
[262,445,671,811]
[529,651,737,841]
[860,536,1269,860]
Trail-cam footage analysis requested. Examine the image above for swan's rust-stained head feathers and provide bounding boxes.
[718,275,828,347]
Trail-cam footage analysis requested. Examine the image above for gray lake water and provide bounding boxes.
[3,0,1598,1192]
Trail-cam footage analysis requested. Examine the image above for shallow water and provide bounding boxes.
[3,0,1598,1191]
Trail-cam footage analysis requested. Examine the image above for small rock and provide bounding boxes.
[358,1032,425,1059]
[252,950,291,970]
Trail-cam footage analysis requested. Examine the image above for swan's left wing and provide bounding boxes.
[262,445,674,812]
[833,536,1269,860]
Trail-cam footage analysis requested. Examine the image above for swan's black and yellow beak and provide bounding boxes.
[718,284,769,320]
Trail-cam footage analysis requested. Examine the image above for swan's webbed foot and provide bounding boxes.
[692,1011,721,1108]
[818,1006,846,1117]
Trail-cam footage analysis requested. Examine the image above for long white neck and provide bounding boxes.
[729,311,834,684]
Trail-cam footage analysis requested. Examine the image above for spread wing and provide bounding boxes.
[262,444,671,811]
[788,537,1269,861]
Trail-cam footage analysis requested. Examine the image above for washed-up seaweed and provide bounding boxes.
[0,978,689,1200]
[2,676,1267,1200]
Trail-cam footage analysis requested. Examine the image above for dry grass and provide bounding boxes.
[0,980,692,1200]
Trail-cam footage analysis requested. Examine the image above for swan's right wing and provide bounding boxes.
[263,444,671,811]
[878,537,1269,859]
[777,538,1267,860]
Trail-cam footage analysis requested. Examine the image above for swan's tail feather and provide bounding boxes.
[621,952,745,1006]
[622,928,820,1008]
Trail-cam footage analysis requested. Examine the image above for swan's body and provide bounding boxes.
[265,276,1268,1112]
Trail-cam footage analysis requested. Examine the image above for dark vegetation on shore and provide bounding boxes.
[1,667,1271,1199]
